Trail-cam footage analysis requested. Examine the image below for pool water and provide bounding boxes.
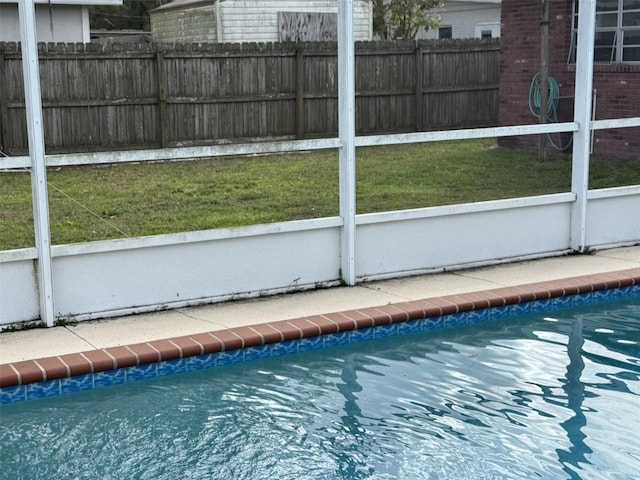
[1,298,639,480]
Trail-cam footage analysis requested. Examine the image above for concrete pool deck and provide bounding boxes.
[1,246,640,389]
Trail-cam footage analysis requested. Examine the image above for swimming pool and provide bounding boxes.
[1,296,638,479]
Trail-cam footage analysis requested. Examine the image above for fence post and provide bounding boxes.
[18,0,55,326]
[156,49,169,148]
[414,43,423,132]
[338,0,356,285]
[295,48,305,139]
[570,0,596,252]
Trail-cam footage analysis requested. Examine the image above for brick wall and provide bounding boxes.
[499,0,640,160]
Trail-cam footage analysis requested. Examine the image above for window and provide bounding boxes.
[475,23,501,39]
[438,26,452,39]
[570,0,640,64]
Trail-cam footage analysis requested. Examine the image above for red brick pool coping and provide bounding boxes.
[2,267,640,389]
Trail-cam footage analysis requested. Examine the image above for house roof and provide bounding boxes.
[151,0,216,13]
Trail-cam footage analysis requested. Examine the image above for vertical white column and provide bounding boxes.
[19,0,56,326]
[570,0,596,252]
[337,0,356,285]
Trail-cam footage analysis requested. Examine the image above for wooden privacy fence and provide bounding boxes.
[0,39,500,155]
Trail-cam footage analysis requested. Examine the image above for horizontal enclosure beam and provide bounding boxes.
[356,193,577,225]
[591,117,640,130]
[0,155,30,169]
[44,138,342,167]
[1,123,579,169]
[0,247,38,262]
[5,119,638,170]
[355,123,579,147]
[49,217,343,257]
[587,185,640,199]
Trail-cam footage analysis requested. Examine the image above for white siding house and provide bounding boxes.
[150,0,218,43]
[420,0,501,40]
[0,0,122,43]
[150,0,373,43]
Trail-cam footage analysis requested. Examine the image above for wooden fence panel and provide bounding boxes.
[0,39,500,155]
[300,49,337,137]
[421,41,500,130]
[355,45,417,134]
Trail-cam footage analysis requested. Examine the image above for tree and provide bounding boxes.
[373,0,444,40]
[89,0,168,31]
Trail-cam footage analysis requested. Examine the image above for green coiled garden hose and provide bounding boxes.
[528,73,572,151]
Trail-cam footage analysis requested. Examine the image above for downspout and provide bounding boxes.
[216,0,223,43]
[81,6,90,43]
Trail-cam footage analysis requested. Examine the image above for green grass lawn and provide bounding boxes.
[1,138,638,250]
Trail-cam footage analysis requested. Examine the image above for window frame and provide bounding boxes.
[438,25,452,39]
[569,0,640,64]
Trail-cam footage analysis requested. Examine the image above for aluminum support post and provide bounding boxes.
[570,0,596,252]
[338,0,356,285]
[19,0,56,326]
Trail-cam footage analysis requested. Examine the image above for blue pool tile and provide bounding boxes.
[0,385,26,404]
[600,288,620,300]
[608,285,639,300]
[374,324,398,339]
[592,289,616,302]
[448,309,490,327]
[271,340,299,356]
[444,312,468,328]
[324,331,351,347]
[549,295,577,310]
[244,344,272,362]
[298,335,325,352]
[528,298,553,313]
[489,305,516,320]
[422,316,447,331]
[594,285,637,301]
[125,363,157,382]
[186,353,218,372]
[398,320,422,335]
[573,292,595,307]
[60,374,94,395]
[216,349,244,366]
[504,301,537,317]
[591,289,614,303]
[94,369,126,388]
[471,308,491,323]
[26,379,60,400]
[158,358,188,377]
[350,327,375,343]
